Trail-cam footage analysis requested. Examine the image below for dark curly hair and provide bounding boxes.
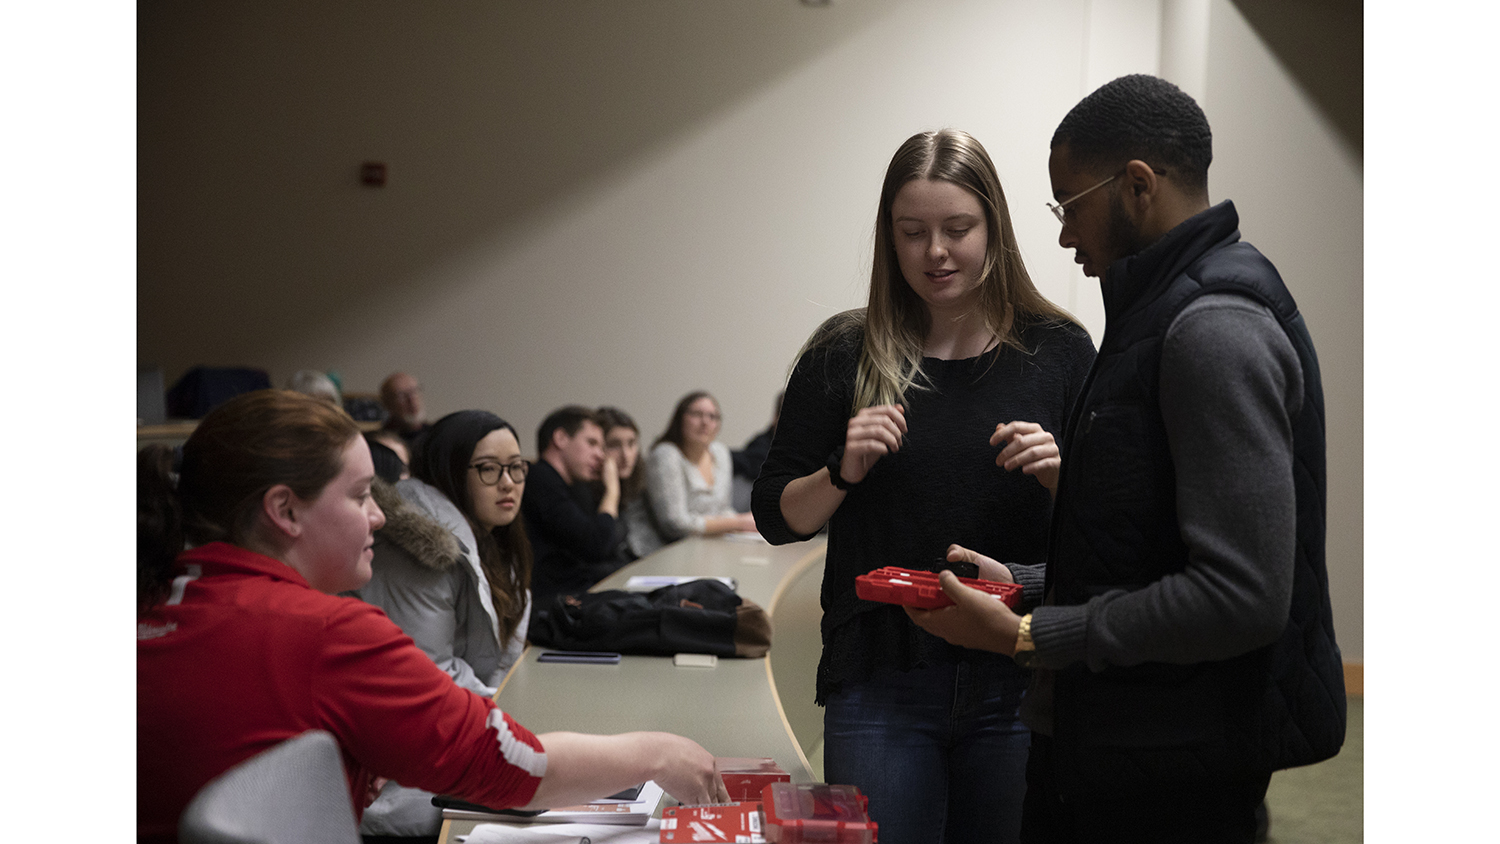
[1051,74,1212,194]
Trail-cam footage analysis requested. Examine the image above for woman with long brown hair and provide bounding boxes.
[593,406,647,562]
[138,390,726,843]
[595,406,644,505]
[628,391,755,558]
[752,130,1096,844]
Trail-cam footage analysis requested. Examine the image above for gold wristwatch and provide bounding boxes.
[1013,613,1041,669]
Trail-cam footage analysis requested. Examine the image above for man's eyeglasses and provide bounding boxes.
[469,460,530,486]
[1046,173,1118,225]
[1046,166,1167,225]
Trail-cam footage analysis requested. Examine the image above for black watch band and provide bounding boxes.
[826,446,858,491]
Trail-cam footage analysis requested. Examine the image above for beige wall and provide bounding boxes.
[139,0,1097,445]
[138,0,1361,658]
[1202,0,1363,660]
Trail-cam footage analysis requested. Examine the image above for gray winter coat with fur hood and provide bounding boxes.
[357,477,530,698]
[353,477,531,836]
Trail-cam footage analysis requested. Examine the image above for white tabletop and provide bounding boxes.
[440,535,827,844]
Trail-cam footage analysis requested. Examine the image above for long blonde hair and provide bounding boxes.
[806,129,1079,412]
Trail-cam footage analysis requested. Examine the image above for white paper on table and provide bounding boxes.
[444,781,662,825]
[460,820,661,843]
[622,575,737,591]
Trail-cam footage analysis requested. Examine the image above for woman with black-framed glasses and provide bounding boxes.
[353,409,536,839]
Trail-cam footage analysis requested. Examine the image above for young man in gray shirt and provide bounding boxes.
[909,74,1345,843]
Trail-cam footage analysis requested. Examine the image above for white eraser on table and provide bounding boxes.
[674,653,718,668]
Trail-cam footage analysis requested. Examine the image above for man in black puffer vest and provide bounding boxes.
[908,75,1345,843]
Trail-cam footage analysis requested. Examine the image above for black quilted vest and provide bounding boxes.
[1045,201,1346,778]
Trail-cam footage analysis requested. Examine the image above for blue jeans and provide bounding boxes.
[823,660,1031,844]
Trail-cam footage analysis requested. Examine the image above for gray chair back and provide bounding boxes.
[179,730,361,844]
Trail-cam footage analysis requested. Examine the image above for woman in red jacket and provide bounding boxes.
[137,389,726,843]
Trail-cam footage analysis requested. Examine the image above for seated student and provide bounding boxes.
[364,432,410,483]
[353,410,535,838]
[137,390,728,843]
[729,391,782,512]
[596,407,643,503]
[369,429,411,469]
[286,369,341,404]
[380,371,432,442]
[521,406,625,609]
[595,406,644,561]
[626,391,755,558]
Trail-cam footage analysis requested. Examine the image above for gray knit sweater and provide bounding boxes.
[626,440,736,558]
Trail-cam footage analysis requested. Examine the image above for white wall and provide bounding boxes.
[138,0,1361,658]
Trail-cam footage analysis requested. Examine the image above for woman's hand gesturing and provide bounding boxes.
[837,405,907,486]
[992,420,1060,493]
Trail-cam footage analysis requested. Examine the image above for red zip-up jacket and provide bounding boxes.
[138,542,545,842]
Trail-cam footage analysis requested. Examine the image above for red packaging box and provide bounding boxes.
[717,757,791,801]
[761,783,877,844]
[661,801,765,843]
[854,566,1021,610]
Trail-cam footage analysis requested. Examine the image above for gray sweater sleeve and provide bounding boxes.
[1030,294,1303,670]
[1003,562,1048,611]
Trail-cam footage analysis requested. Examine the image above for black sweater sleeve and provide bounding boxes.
[752,335,858,545]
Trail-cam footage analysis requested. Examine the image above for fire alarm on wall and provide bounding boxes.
[360,162,387,187]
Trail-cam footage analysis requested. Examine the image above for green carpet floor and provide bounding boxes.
[1264,695,1363,843]
[801,696,1363,841]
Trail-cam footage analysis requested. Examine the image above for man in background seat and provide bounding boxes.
[523,406,625,611]
[379,372,431,442]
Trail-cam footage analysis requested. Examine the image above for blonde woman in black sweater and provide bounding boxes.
[752,130,1095,844]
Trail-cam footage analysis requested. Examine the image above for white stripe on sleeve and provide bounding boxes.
[487,708,547,778]
[165,565,202,606]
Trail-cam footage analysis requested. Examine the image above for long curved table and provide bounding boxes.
[439,535,827,843]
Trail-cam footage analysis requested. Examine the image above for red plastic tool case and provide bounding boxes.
[762,783,877,843]
[854,566,1021,610]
